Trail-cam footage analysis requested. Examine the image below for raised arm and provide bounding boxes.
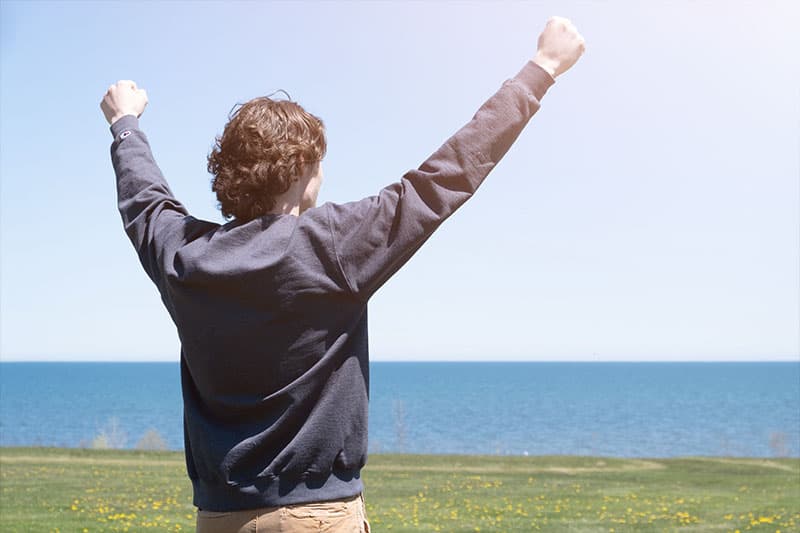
[101,81,190,284]
[327,16,585,300]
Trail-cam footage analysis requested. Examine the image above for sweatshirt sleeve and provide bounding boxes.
[326,60,555,300]
[110,115,190,284]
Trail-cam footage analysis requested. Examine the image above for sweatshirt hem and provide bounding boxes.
[192,470,364,512]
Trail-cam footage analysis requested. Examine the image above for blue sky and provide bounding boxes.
[1,1,797,361]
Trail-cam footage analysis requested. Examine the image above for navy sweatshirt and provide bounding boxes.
[109,60,554,511]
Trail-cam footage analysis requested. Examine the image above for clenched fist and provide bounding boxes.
[533,16,586,79]
[100,80,148,126]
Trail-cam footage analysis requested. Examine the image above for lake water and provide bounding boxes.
[0,362,797,458]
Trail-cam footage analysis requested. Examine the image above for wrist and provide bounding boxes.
[109,112,137,126]
[532,54,558,80]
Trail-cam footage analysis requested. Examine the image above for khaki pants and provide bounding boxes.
[196,493,370,533]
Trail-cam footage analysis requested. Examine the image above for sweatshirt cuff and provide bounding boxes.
[109,114,140,140]
[511,60,556,102]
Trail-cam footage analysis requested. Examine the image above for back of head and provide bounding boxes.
[208,96,326,222]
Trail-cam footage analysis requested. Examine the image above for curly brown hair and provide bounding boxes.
[208,96,326,222]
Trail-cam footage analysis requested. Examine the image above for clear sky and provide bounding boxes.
[1,1,798,362]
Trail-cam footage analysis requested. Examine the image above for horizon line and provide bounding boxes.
[1,358,798,364]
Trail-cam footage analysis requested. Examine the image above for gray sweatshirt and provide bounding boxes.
[110,60,554,511]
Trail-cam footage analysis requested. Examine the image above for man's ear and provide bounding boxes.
[300,160,320,178]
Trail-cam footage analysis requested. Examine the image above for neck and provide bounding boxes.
[267,162,320,217]
[270,201,302,217]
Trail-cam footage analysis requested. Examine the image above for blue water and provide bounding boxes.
[0,362,798,458]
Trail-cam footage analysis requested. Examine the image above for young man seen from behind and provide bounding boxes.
[101,15,585,533]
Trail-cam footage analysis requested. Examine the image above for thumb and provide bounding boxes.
[138,89,148,118]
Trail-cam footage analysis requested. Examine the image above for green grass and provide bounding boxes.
[1,447,798,532]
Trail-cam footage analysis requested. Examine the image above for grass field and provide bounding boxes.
[0,447,797,532]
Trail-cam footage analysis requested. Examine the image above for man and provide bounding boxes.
[101,15,584,533]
